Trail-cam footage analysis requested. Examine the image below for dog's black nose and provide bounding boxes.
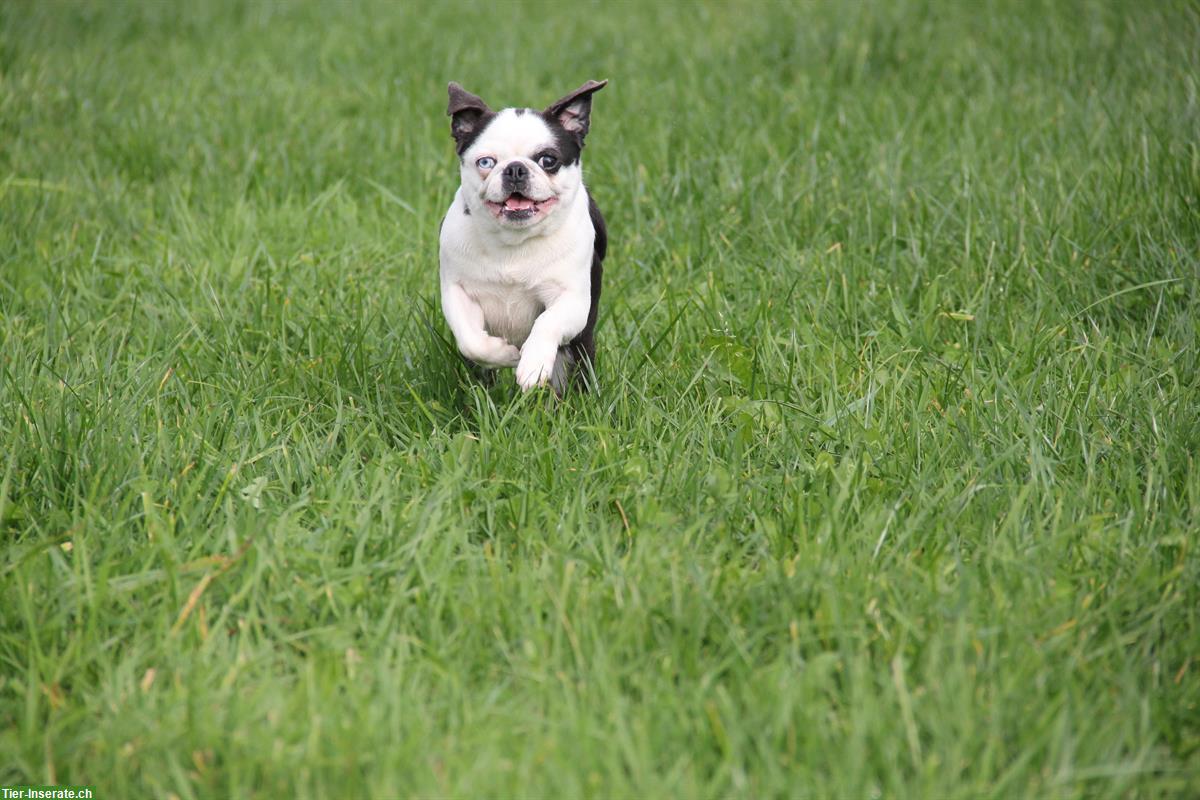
[502,162,529,183]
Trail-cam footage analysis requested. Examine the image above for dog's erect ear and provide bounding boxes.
[545,79,607,140]
[447,82,492,153]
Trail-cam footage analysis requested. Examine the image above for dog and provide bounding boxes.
[438,79,608,393]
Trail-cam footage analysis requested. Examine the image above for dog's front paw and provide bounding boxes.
[516,340,559,391]
[463,336,520,368]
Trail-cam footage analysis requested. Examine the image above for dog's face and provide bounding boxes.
[447,81,606,231]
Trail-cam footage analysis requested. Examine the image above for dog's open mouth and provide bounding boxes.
[486,192,557,221]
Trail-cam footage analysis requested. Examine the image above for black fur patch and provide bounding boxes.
[452,110,496,157]
[536,111,583,166]
[561,192,606,391]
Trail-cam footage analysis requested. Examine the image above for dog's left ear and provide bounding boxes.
[447,82,492,153]
[546,79,608,141]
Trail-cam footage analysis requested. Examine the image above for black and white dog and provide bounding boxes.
[438,80,608,393]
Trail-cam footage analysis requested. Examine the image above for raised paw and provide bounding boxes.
[462,336,520,368]
[515,339,560,391]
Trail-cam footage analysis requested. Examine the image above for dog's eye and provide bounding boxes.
[537,154,558,170]
[476,156,496,170]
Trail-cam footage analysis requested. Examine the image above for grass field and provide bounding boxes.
[2,0,1199,796]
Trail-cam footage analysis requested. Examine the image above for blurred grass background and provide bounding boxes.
[1,0,1198,796]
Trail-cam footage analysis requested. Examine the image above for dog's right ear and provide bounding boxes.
[447,82,492,154]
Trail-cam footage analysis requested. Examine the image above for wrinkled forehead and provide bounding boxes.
[464,109,555,159]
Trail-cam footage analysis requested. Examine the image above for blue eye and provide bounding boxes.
[476,156,496,170]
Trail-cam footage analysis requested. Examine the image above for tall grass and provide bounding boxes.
[1,0,1198,796]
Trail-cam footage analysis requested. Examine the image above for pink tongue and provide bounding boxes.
[504,195,535,211]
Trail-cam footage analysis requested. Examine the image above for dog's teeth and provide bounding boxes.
[504,196,535,212]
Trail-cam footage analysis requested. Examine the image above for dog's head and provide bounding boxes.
[447,80,607,231]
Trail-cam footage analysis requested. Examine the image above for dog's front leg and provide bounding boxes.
[441,281,521,368]
[516,294,589,391]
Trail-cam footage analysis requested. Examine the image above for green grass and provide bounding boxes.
[2,0,1198,796]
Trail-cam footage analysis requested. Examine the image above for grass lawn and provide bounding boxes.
[2,0,1198,796]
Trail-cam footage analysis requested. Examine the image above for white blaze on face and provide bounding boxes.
[459,109,582,227]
